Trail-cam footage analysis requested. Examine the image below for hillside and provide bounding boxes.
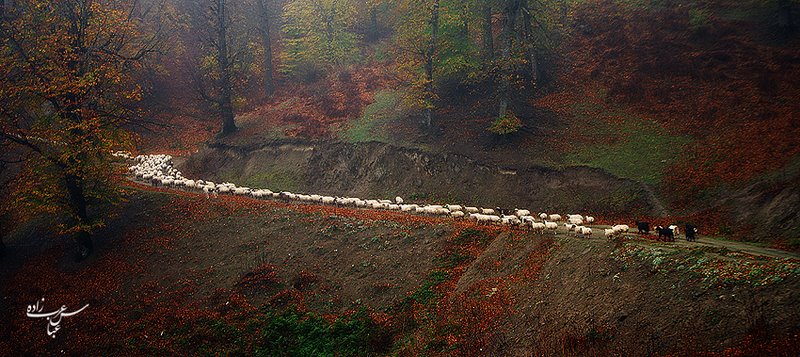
[3,0,800,355]
[1,186,798,355]
[138,0,800,249]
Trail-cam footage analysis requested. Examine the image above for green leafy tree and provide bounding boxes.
[390,0,440,127]
[280,0,360,79]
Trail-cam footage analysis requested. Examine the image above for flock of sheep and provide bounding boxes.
[119,152,639,239]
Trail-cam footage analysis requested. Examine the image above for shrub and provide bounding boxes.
[487,112,522,135]
[688,7,712,32]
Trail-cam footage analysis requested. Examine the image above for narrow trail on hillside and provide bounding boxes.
[122,174,798,261]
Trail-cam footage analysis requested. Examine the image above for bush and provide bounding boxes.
[688,7,712,32]
[255,309,391,356]
[487,112,522,135]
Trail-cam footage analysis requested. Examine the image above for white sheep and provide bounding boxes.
[531,222,546,234]
[544,221,558,233]
[539,212,548,220]
[446,204,463,212]
[450,211,465,219]
[400,204,418,212]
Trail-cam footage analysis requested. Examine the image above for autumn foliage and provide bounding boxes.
[540,0,800,206]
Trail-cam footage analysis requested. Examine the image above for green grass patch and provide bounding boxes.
[453,228,494,246]
[241,168,303,192]
[406,271,450,307]
[565,111,691,185]
[215,164,303,192]
[254,308,391,357]
[339,90,404,143]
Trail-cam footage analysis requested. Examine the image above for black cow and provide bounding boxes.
[636,221,650,234]
[656,225,674,242]
[685,224,698,242]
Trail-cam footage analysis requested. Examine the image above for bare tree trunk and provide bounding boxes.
[216,0,237,135]
[256,0,275,96]
[482,1,493,61]
[497,0,520,118]
[521,0,538,87]
[423,0,440,128]
[369,6,379,40]
[461,2,469,40]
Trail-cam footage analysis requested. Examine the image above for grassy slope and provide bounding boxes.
[338,90,403,144]
[562,100,692,185]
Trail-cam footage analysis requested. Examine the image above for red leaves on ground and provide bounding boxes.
[539,0,800,207]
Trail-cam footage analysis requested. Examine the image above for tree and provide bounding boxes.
[496,0,520,119]
[211,0,237,135]
[0,0,159,259]
[256,0,275,96]
[280,0,360,78]
[390,0,441,128]
[776,0,796,36]
[423,0,439,127]
[178,0,244,136]
[520,0,538,86]
[481,0,494,61]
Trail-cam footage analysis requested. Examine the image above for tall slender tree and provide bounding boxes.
[256,0,276,96]
[423,0,439,128]
[521,0,538,87]
[497,0,520,119]
[214,0,237,135]
[481,0,494,61]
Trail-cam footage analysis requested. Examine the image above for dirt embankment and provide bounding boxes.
[181,140,661,217]
[717,174,800,244]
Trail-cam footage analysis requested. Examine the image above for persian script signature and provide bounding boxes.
[26,298,89,338]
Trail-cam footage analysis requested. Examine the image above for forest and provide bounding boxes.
[1,0,800,355]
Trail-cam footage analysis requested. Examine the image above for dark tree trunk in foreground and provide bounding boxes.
[63,2,94,260]
[216,0,237,135]
[65,174,93,260]
[256,0,275,96]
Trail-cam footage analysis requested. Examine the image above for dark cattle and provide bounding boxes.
[636,221,650,234]
[685,224,698,242]
[656,225,674,242]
